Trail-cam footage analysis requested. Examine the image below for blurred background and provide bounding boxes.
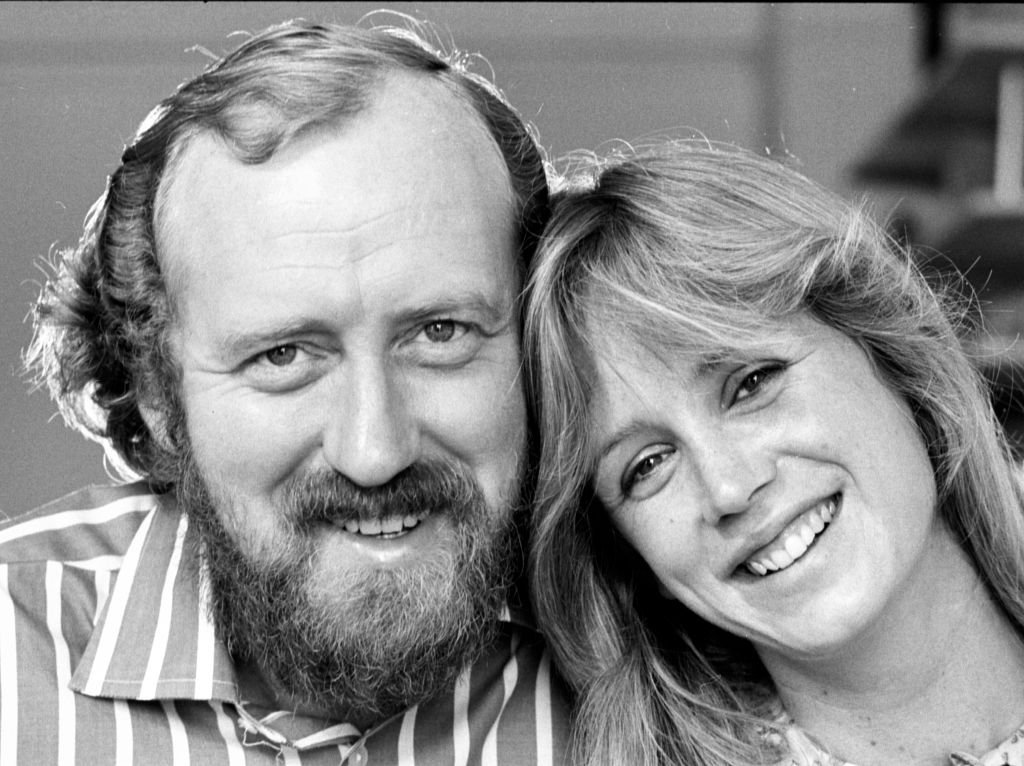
[2,2,1022,514]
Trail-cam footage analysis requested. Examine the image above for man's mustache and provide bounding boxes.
[285,461,483,529]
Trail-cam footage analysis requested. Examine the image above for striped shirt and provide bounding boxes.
[0,482,571,765]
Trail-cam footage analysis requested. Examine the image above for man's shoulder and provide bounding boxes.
[0,481,165,566]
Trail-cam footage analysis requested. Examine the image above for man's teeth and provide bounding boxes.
[744,496,837,577]
[341,511,429,537]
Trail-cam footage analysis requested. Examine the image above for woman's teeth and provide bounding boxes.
[744,496,838,577]
[341,511,429,538]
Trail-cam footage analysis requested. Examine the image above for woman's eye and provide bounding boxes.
[622,448,675,496]
[264,345,298,366]
[732,363,785,404]
[634,453,665,480]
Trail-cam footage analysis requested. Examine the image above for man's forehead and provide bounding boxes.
[154,70,517,293]
[158,70,512,213]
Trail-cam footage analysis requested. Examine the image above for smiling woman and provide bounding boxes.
[525,141,1024,766]
[589,312,940,661]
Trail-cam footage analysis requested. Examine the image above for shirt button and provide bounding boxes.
[349,743,369,765]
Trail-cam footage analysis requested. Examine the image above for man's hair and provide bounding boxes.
[524,140,1024,766]
[26,17,549,487]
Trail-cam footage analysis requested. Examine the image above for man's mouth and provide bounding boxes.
[336,510,432,539]
[743,495,840,577]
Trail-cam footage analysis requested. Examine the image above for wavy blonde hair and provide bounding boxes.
[525,140,1024,765]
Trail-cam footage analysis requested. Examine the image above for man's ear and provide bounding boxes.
[138,398,175,451]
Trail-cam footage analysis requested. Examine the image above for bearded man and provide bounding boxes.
[1,18,569,765]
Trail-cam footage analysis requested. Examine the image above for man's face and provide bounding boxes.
[154,72,527,720]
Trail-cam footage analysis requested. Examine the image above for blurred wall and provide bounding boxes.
[0,2,917,515]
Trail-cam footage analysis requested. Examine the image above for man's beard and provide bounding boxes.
[175,451,525,725]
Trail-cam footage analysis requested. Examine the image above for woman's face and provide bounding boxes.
[587,311,948,662]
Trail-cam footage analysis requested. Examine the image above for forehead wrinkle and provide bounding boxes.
[259,214,468,271]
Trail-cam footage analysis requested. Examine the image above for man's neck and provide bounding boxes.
[762,543,1024,765]
[237,657,419,733]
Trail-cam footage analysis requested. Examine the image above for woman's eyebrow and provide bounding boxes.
[594,420,659,465]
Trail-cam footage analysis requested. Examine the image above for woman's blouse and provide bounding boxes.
[770,716,1024,766]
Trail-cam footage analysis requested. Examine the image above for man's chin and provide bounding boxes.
[282,557,506,722]
[195,506,518,723]
[176,453,524,723]
[244,520,513,720]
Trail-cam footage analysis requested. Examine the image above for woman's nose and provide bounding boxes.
[691,430,775,524]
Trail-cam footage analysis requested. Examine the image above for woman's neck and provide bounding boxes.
[759,535,1024,766]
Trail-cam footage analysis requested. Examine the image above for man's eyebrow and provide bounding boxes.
[403,290,507,319]
[397,292,513,328]
[214,292,514,357]
[215,319,332,358]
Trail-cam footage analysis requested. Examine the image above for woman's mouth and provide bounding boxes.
[743,495,839,577]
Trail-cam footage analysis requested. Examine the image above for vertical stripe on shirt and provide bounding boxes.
[46,562,76,765]
[397,706,417,766]
[0,565,17,766]
[535,649,554,766]
[162,700,191,766]
[141,513,188,698]
[113,698,133,766]
[82,508,157,695]
[213,701,246,766]
[482,634,519,766]
[194,590,217,700]
[453,666,473,766]
[93,569,112,625]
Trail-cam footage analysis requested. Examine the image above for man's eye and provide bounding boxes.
[403,319,482,368]
[264,345,298,366]
[423,320,462,343]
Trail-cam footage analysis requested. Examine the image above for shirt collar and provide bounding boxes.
[70,497,239,702]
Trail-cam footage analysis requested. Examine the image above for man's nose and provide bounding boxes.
[691,429,775,525]
[321,360,419,488]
